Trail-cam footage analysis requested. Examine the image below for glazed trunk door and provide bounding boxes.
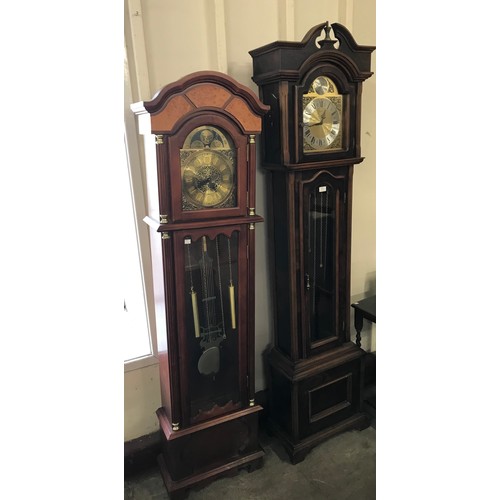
[174,227,248,426]
[300,171,344,356]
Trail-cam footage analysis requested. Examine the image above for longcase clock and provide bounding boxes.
[250,22,375,463]
[131,71,269,498]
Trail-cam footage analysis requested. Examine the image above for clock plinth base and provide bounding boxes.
[156,406,265,498]
[266,343,370,464]
[268,412,370,465]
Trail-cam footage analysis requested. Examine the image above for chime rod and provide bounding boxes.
[227,235,236,329]
[186,238,201,338]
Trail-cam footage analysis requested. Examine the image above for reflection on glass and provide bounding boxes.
[184,232,240,418]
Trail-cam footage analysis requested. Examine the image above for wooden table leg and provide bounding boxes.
[354,309,363,348]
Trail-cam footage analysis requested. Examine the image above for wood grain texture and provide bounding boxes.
[151,95,194,132]
[186,83,231,108]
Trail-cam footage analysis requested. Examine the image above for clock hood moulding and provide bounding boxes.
[130,70,269,136]
[249,22,375,86]
[250,22,375,167]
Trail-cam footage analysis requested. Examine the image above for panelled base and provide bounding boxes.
[156,406,265,499]
[268,412,369,465]
[266,342,370,464]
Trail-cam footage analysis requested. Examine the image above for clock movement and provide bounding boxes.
[250,22,375,463]
[131,71,269,498]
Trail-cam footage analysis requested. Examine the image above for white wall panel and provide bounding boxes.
[351,0,376,299]
[295,0,342,39]
[224,0,282,391]
[224,0,279,92]
[141,0,214,93]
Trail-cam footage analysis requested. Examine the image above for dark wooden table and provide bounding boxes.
[351,295,376,349]
[351,295,376,418]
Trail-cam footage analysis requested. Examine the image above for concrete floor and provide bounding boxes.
[125,425,376,500]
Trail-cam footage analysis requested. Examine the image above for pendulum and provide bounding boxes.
[215,235,226,339]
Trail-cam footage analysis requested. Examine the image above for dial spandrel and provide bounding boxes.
[302,76,343,152]
[181,126,236,210]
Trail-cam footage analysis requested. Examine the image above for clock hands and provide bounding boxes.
[305,109,327,127]
[307,118,323,127]
[195,164,222,193]
[197,175,219,192]
[197,176,211,188]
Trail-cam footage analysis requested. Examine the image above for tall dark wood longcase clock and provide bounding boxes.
[131,71,269,498]
[250,22,375,463]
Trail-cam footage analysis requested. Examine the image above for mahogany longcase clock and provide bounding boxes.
[250,22,375,463]
[131,71,269,498]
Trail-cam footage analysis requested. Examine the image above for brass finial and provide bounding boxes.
[318,21,337,48]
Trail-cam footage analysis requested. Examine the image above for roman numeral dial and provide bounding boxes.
[302,76,343,152]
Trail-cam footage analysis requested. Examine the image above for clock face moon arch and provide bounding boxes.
[180,125,237,211]
[302,75,344,153]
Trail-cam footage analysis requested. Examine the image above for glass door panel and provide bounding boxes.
[303,179,340,347]
[183,231,241,422]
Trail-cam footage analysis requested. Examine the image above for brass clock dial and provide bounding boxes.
[181,126,236,210]
[182,150,234,208]
[302,76,343,152]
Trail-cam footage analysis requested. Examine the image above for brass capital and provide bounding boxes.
[155,135,164,145]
